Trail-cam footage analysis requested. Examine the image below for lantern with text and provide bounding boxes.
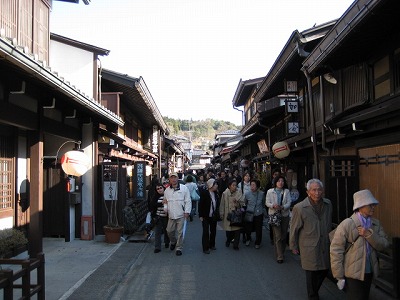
[272,141,290,159]
[61,150,90,176]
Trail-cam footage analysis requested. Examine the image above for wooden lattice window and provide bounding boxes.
[0,158,13,211]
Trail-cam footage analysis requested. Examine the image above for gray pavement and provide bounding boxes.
[42,220,396,300]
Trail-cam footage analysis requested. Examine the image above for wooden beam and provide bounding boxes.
[28,132,44,257]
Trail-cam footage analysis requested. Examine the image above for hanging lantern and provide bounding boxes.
[272,141,290,159]
[240,159,250,168]
[61,150,90,176]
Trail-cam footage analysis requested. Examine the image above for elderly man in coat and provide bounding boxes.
[289,179,332,300]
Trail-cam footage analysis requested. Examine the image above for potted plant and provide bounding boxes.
[0,228,28,258]
[103,173,123,244]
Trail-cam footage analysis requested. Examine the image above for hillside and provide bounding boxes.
[163,117,242,147]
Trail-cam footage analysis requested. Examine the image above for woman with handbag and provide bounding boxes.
[198,178,220,254]
[330,190,389,299]
[238,172,252,244]
[185,175,200,221]
[219,179,245,250]
[244,179,264,249]
[148,183,170,253]
[265,175,291,263]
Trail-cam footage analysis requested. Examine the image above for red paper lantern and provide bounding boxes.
[61,150,90,176]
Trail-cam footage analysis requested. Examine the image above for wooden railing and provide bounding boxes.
[0,253,45,299]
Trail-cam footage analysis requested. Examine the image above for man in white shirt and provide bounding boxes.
[163,172,191,256]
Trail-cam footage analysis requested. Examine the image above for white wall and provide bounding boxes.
[49,40,95,99]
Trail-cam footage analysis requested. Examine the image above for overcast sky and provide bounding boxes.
[50,0,354,126]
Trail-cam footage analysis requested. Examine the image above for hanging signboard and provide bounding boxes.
[257,139,269,153]
[152,125,158,153]
[133,161,146,201]
[286,100,299,113]
[103,181,117,201]
[288,122,300,134]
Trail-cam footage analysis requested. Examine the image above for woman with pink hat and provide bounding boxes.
[330,189,389,299]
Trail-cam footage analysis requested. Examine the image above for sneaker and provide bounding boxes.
[176,250,182,256]
[255,245,260,249]
[170,243,176,251]
[277,259,283,264]
[245,240,250,247]
[203,250,210,254]
[154,249,161,253]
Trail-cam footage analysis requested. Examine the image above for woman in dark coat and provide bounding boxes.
[198,178,220,254]
[148,183,170,253]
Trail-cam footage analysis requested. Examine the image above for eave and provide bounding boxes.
[101,69,169,135]
[254,20,336,102]
[303,0,400,75]
[50,33,110,56]
[232,77,264,107]
[0,36,123,127]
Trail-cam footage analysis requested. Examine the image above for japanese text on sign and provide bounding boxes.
[134,161,146,200]
[286,101,299,113]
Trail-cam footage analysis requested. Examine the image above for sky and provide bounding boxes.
[50,0,354,126]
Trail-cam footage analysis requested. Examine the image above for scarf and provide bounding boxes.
[274,188,282,205]
[356,212,372,257]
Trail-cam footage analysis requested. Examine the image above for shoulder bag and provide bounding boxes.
[268,192,283,226]
[227,208,243,226]
[190,187,200,201]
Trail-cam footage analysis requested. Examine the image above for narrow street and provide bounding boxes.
[68,217,345,300]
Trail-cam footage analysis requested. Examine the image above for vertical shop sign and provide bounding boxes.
[133,161,146,200]
[152,125,158,153]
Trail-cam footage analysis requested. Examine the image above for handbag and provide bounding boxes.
[227,208,243,226]
[244,210,254,222]
[244,190,262,223]
[268,192,283,226]
[268,211,282,226]
[190,187,200,201]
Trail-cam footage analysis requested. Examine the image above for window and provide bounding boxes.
[373,56,390,100]
[394,48,400,94]
[0,136,14,216]
[138,129,142,146]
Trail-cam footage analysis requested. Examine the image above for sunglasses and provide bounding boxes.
[156,187,164,190]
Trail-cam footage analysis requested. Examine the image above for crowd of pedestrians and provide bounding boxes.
[148,168,390,300]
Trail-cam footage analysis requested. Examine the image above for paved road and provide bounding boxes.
[66,217,392,300]
[110,218,343,300]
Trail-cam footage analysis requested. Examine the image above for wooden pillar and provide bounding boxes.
[29,132,44,257]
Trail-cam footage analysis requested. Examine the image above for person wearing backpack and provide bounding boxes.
[185,175,199,221]
[330,190,389,299]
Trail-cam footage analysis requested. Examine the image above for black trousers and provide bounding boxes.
[244,214,263,245]
[346,273,373,300]
[305,269,328,300]
[226,230,241,248]
[201,217,217,251]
